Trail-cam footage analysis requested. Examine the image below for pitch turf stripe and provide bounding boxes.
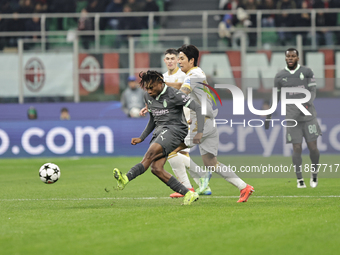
[1,195,340,201]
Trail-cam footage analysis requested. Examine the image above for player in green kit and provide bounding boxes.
[266,48,321,188]
[113,70,205,205]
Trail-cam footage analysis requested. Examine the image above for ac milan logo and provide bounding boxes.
[80,56,101,92]
[25,58,45,92]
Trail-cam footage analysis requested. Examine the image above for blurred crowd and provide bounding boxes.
[218,0,340,46]
[0,0,161,49]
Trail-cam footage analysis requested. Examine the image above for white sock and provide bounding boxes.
[215,162,247,190]
[177,152,200,186]
[168,153,192,189]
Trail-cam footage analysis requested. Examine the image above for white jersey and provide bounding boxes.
[181,67,216,120]
[163,66,186,83]
[181,67,219,156]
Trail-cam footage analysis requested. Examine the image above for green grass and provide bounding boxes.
[1,155,340,255]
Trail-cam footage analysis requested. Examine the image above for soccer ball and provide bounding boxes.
[39,163,60,184]
[129,107,141,118]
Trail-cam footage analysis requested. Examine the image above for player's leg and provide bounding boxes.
[303,119,321,188]
[292,143,305,188]
[167,151,194,198]
[150,157,198,205]
[307,140,319,188]
[287,123,305,188]
[175,151,212,195]
[113,142,165,189]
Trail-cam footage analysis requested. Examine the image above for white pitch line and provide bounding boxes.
[0,195,340,202]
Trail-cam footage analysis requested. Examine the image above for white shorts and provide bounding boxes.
[184,118,218,156]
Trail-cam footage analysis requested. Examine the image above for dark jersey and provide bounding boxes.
[139,85,203,142]
[274,64,317,122]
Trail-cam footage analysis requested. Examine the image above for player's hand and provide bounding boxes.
[265,114,272,130]
[131,138,142,145]
[139,107,148,116]
[193,132,203,144]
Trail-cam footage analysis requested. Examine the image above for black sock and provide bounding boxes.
[166,176,189,195]
[293,152,303,180]
[126,163,146,181]
[310,149,320,180]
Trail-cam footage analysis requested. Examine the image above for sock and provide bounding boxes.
[292,152,303,180]
[176,152,201,186]
[168,152,192,189]
[126,163,146,181]
[187,158,207,179]
[166,176,190,195]
[310,149,320,180]
[215,162,247,190]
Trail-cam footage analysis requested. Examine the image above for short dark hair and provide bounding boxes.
[61,107,68,113]
[177,44,199,66]
[164,48,178,56]
[286,48,299,56]
[139,70,164,89]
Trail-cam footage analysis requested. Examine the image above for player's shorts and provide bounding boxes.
[184,117,219,156]
[286,118,322,144]
[150,126,187,157]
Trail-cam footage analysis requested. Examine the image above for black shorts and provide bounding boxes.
[150,126,187,157]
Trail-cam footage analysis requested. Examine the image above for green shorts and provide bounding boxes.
[286,118,322,144]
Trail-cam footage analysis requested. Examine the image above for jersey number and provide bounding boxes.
[308,124,317,134]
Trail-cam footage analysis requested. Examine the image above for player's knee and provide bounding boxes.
[150,164,162,176]
[293,144,302,154]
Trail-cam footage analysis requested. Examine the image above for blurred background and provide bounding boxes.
[0,0,339,158]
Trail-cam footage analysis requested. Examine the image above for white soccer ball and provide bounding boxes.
[39,163,60,184]
[129,107,141,118]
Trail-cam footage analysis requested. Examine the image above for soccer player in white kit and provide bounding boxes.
[177,44,254,203]
[162,48,212,198]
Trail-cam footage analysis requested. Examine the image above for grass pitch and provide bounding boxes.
[1,155,339,255]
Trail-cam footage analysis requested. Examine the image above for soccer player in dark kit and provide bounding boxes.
[266,48,321,188]
[113,70,205,205]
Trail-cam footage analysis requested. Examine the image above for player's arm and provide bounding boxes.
[175,90,204,144]
[132,112,155,145]
[265,75,281,129]
[305,69,317,107]
[165,82,183,90]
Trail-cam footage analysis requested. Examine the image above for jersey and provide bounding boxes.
[163,66,186,84]
[181,67,216,120]
[274,64,317,122]
[144,85,192,132]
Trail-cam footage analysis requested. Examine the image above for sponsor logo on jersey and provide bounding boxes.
[184,78,191,84]
[148,100,153,104]
[151,109,169,116]
[282,77,287,82]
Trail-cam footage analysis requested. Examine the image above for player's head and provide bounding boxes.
[139,70,165,98]
[285,48,299,69]
[164,48,178,72]
[177,44,199,73]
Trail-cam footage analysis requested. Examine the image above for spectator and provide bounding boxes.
[48,0,75,30]
[7,12,25,47]
[126,0,142,12]
[218,13,234,47]
[242,0,258,47]
[27,106,37,120]
[60,107,70,120]
[121,75,145,118]
[34,0,48,13]
[313,0,337,46]
[297,0,311,45]
[105,0,124,30]
[25,14,41,48]
[260,0,275,28]
[19,0,34,14]
[275,0,297,46]
[86,0,109,30]
[78,8,94,49]
[118,4,141,46]
[142,0,159,28]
